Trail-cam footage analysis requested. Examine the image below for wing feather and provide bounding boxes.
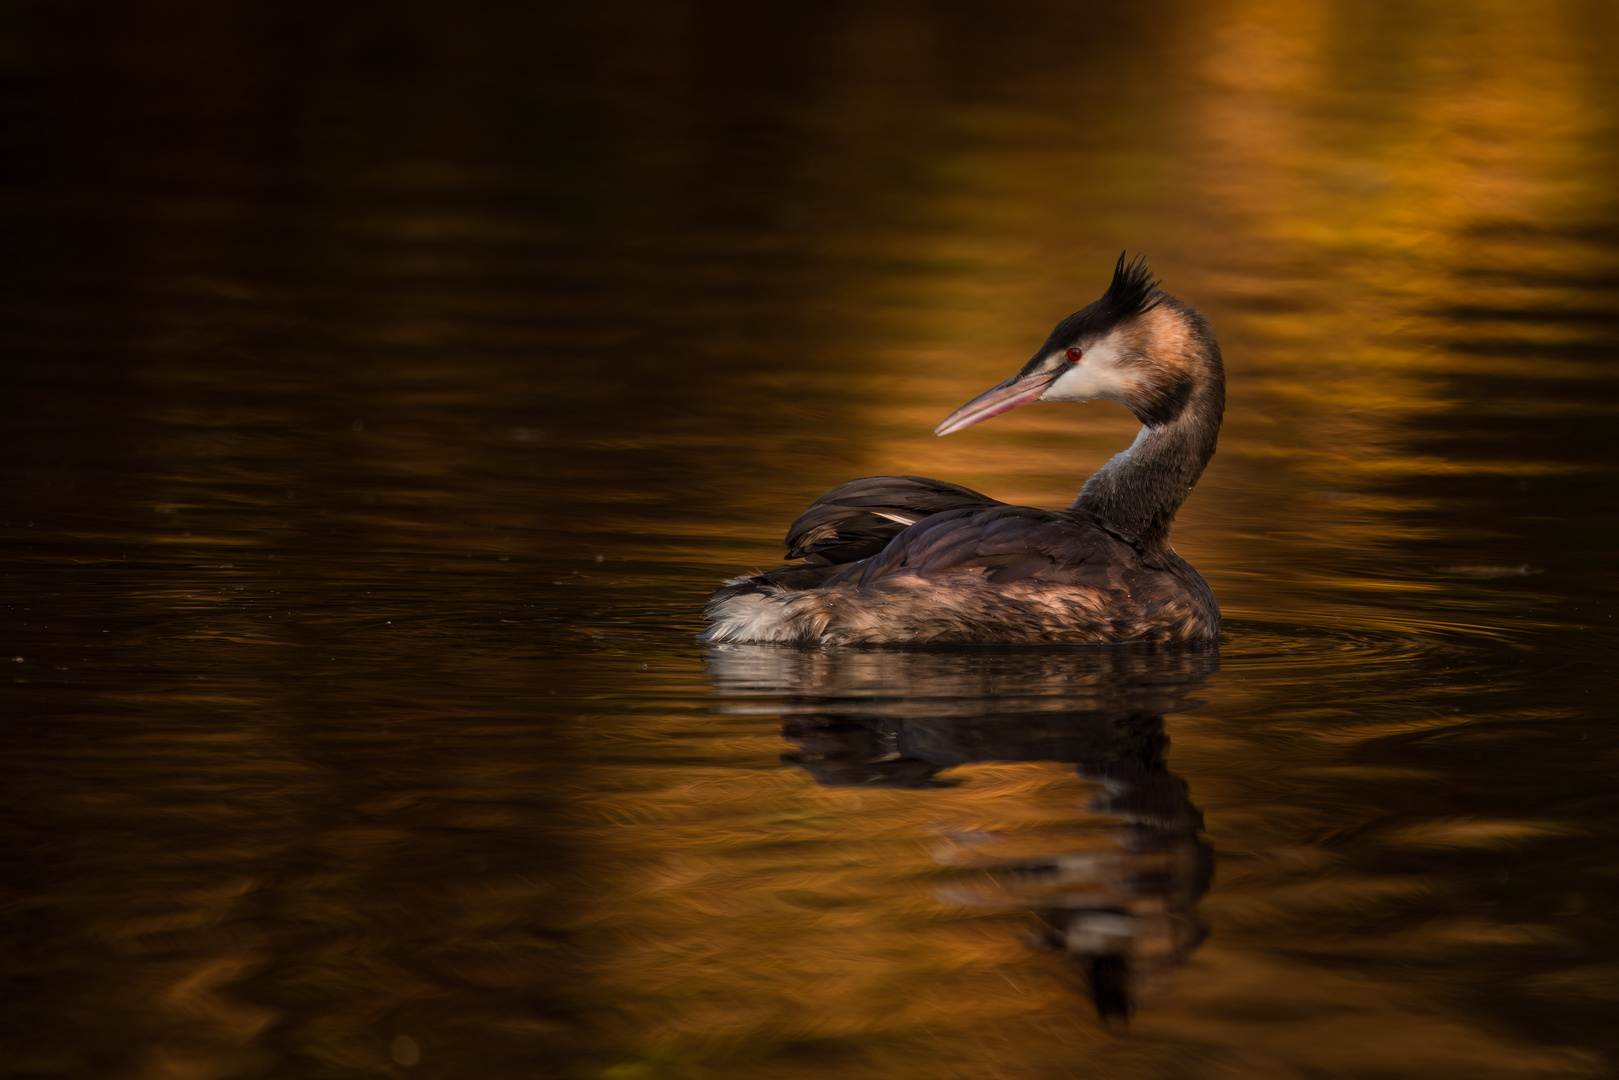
[985,556,1055,584]
[783,475,1001,565]
[845,505,1140,588]
[745,476,1156,603]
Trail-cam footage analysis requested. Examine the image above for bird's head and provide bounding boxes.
[935,254,1207,436]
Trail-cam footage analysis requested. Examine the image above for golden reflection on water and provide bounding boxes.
[4,1,1619,1078]
[558,638,1600,1080]
[816,0,1619,645]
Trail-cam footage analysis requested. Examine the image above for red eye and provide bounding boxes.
[1065,347,1083,362]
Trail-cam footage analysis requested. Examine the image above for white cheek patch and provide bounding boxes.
[1039,338,1135,403]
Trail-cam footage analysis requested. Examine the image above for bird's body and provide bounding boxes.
[701,256,1224,646]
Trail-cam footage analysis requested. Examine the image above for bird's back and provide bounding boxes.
[701,476,1217,645]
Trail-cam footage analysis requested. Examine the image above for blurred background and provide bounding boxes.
[2,0,1618,1077]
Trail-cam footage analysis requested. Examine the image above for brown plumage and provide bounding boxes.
[701,255,1224,646]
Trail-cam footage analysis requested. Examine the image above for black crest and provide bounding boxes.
[1100,252,1161,321]
[1030,253,1164,363]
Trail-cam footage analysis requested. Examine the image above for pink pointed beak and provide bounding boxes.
[934,370,1057,437]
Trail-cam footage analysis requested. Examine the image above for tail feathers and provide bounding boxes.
[699,581,830,645]
[709,561,843,604]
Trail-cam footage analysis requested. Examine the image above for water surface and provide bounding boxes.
[3,2,1619,1077]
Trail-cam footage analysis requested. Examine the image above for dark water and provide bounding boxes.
[4,2,1619,1077]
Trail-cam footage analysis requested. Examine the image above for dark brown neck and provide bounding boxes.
[1072,350,1224,549]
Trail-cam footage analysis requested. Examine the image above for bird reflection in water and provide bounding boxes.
[705,645,1215,1024]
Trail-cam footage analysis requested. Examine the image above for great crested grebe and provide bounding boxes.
[701,254,1224,645]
